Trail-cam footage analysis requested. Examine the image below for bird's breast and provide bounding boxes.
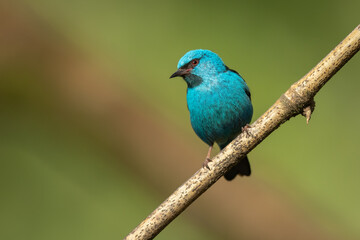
[186,84,252,147]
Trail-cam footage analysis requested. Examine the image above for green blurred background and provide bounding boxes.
[1,0,359,239]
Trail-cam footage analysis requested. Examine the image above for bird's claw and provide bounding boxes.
[242,124,253,137]
[203,158,212,170]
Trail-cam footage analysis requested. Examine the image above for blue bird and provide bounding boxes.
[170,49,253,180]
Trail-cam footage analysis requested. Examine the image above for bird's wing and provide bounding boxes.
[225,65,251,100]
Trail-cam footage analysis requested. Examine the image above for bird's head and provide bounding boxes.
[170,49,226,87]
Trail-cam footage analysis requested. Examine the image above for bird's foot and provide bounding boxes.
[203,145,213,170]
[203,158,212,170]
[242,124,253,137]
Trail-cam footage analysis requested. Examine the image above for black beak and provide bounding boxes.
[169,68,189,78]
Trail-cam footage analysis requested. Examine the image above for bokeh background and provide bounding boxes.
[1,0,359,239]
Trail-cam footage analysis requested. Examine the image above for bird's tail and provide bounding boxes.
[224,156,251,181]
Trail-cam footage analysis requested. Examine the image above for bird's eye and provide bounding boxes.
[191,59,199,66]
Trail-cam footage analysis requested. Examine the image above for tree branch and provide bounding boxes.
[124,25,360,240]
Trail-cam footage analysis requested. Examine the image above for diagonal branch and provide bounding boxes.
[124,25,360,240]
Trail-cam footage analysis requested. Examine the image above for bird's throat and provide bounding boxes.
[185,74,203,88]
